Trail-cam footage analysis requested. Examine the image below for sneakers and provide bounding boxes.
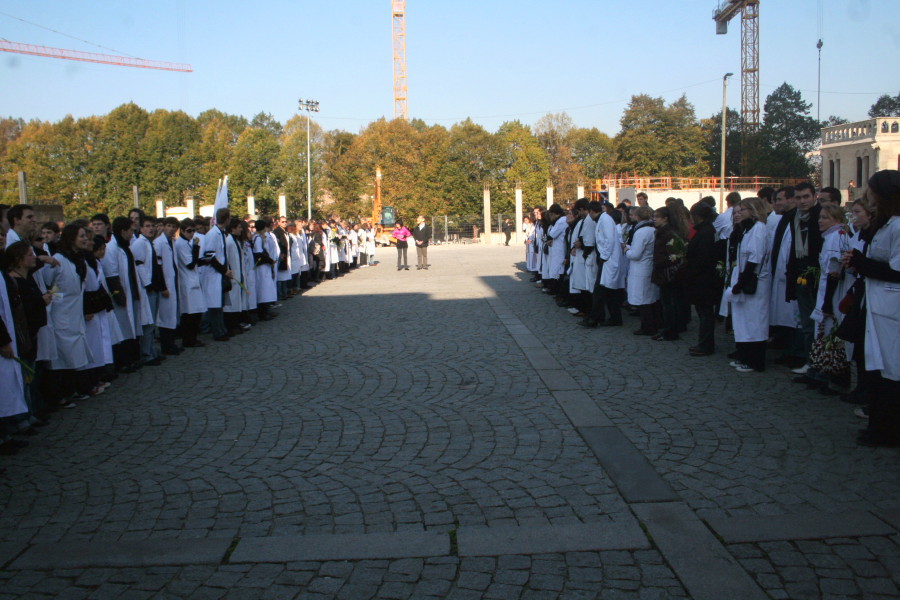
[735,365,758,373]
[567,307,580,314]
[854,406,869,419]
[791,363,810,375]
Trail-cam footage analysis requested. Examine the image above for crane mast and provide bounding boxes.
[392,0,408,121]
[0,40,192,72]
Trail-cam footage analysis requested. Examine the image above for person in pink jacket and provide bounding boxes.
[390,221,412,271]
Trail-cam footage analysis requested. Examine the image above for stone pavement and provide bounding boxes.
[1,243,898,599]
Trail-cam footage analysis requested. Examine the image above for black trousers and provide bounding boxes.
[736,340,766,371]
[866,373,900,442]
[181,313,201,346]
[694,303,716,352]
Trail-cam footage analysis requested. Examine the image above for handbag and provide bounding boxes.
[835,280,864,343]
[741,272,758,295]
[809,322,850,378]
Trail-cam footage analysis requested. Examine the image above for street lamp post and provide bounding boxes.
[719,72,733,213]
[298,98,320,220]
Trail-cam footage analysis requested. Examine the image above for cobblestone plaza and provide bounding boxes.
[1,244,899,599]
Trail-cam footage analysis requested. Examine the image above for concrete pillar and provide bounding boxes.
[17,171,27,204]
[546,184,553,209]
[482,183,491,245]
[247,196,256,217]
[186,195,196,217]
[515,185,523,245]
[133,185,140,209]
[155,198,165,218]
[278,194,287,218]
[577,184,585,200]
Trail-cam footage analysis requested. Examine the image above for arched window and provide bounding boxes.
[882,122,889,133]
[892,121,899,133]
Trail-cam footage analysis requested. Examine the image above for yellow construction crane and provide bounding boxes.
[713,0,759,131]
[392,0,408,120]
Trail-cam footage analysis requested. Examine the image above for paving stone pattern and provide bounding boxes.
[1,244,898,599]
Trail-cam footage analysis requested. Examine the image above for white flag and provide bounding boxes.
[211,175,229,227]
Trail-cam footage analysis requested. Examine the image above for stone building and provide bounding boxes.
[820,117,900,194]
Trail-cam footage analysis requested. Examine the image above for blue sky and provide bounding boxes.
[0,0,897,135]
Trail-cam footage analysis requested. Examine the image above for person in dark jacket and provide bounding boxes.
[684,202,719,356]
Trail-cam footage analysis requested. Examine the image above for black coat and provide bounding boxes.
[684,221,720,306]
[412,223,432,247]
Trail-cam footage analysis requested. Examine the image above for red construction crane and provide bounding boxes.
[0,39,192,72]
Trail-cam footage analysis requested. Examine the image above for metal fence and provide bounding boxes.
[430,214,518,244]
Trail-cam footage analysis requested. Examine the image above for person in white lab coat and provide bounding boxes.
[847,170,900,447]
[200,208,233,341]
[624,206,659,335]
[153,217,181,355]
[252,218,278,321]
[45,224,94,405]
[542,204,568,296]
[725,198,771,372]
[174,218,206,348]
[130,216,162,365]
[568,199,595,317]
[103,217,149,372]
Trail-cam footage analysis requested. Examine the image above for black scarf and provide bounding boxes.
[61,249,87,282]
[113,232,140,299]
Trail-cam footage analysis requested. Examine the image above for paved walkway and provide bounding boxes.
[1,244,898,599]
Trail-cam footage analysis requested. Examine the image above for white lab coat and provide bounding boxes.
[34,265,58,362]
[102,236,149,343]
[80,263,114,370]
[768,214,799,328]
[127,235,155,329]
[625,222,658,306]
[253,234,277,304]
[546,218,568,279]
[223,234,244,313]
[728,221,771,343]
[242,240,258,311]
[599,216,626,290]
[289,233,303,275]
[524,223,538,272]
[863,216,900,380]
[175,237,206,315]
[200,226,228,310]
[46,254,92,370]
[0,274,27,418]
[812,226,852,328]
[153,235,179,330]
[570,215,598,291]
[714,207,734,240]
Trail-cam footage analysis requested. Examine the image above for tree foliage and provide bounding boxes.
[868,91,900,117]
[1,90,846,219]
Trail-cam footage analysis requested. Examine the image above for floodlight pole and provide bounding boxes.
[720,72,733,212]
[298,98,320,220]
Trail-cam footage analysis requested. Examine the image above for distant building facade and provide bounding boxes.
[820,117,900,195]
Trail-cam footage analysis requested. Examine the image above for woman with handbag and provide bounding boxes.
[839,198,877,405]
[846,170,900,447]
[805,204,853,392]
[726,197,771,372]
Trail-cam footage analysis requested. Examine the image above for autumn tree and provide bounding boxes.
[744,83,820,178]
[94,103,149,214]
[141,110,201,205]
[276,114,325,217]
[495,121,550,214]
[229,126,281,216]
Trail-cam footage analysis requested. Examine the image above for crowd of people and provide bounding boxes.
[0,205,380,456]
[523,171,900,447]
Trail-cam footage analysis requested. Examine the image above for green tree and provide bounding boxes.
[700,108,742,177]
[495,121,550,214]
[615,94,707,176]
[444,118,501,215]
[95,102,149,214]
[745,83,820,178]
[141,110,201,205]
[566,127,615,188]
[229,126,281,216]
[534,112,583,200]
[196,113,244,208]
[276,114,325,217]
[868,91,900,117]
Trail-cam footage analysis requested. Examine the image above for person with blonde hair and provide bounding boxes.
[725,197,771,372]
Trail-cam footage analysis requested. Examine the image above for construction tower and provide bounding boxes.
[714,0,760,129]
[392,0,408,120]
